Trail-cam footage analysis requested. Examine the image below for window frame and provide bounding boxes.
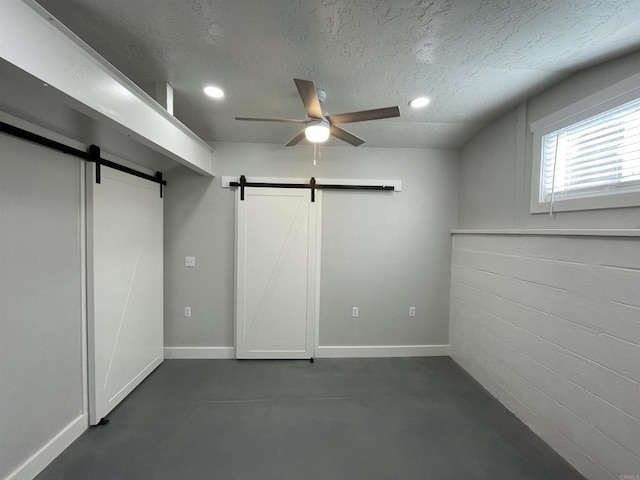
[530,72,640,214]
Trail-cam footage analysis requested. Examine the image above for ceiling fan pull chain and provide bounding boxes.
[313,142,317,166]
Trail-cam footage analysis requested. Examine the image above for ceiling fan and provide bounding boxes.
[235,78,400,147]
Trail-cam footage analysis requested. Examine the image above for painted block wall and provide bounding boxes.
[163,142,459,354]
[453,50,640,480]
[450,234,640,479]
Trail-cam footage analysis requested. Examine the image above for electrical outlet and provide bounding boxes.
[184,306,192,318]
[184,256,196,267]
[352,306,359,318]
[409,306,416,317]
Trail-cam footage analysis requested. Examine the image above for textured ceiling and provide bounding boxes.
[35,0,640,148]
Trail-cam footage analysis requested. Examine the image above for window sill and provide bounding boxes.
[451,229,640,237]
[530,189,640,214]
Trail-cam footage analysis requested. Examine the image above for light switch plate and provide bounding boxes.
[185,256,196,267]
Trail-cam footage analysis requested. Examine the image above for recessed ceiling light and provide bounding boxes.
[409,97,430,109]
[204,86,224,99]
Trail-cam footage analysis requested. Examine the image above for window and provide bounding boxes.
[530,73,640,213]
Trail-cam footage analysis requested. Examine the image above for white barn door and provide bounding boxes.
[86,164,163,425]
[235,187,318,359]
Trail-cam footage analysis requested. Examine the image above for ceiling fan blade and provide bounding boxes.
[330,125,365,146]
[294,78,323,119]
[327,106,400,124]
[235,117,307,123]
[285,129,307,146]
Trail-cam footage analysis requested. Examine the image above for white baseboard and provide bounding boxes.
[164,346,235,359]
[164,345,449,359]
[6,414,88,480]
[315,345,450,358]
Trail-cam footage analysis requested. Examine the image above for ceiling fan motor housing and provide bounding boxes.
[317,88,327,104]
[307,117,330,128]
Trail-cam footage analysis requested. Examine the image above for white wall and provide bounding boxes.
[0,1,213,175]
[163,142,459,356]
[0,64,176,477]
[453,50,640,480]
[0,59,176,174]
[459,50,640,230]
[0,135,85,480]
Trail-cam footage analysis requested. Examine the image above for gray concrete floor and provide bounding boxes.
[37,357,585,480]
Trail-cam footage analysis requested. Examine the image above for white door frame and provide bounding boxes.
[313,190,323,355]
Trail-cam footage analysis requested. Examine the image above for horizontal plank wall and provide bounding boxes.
[450,233,640,480]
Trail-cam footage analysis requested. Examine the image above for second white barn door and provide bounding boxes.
[235,187,318,359]
[87,164,164,425]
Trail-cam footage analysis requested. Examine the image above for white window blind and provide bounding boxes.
[541,97,640,203]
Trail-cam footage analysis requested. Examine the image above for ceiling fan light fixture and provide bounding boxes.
[235,78,399,146]
[204,85,225,99]
[305,119,330,143]
[409,96,430,108]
